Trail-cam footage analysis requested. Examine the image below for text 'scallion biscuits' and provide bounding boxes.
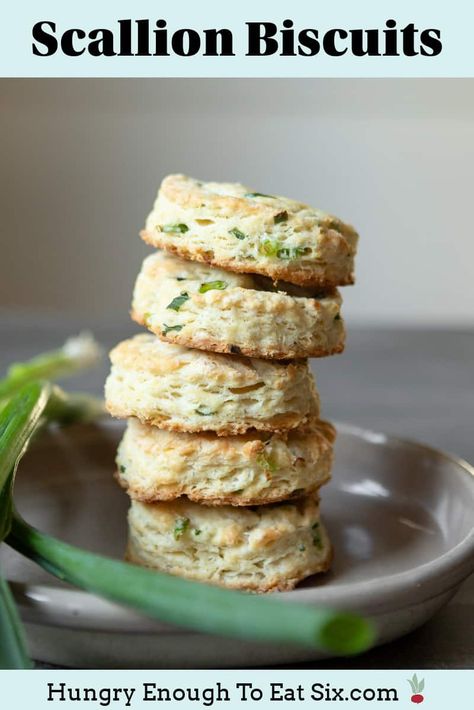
[132,251,345,360]
[127,495,332,592]
[141,174,358,288]
[105,334,319,435]
[117,418,335,506]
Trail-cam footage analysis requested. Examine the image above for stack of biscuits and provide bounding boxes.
[105,174,358,592]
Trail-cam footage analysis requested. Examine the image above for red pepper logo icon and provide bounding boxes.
[408,674,425,703]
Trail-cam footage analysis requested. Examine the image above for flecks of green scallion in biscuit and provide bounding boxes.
[119,464,126,473]
[277,247,306,260]
[312,522,323,549]
[229,227,247,240]
[244,192,275,198]
[193,528,202,536]
[162,224,189,234]
[195,405,215,416]
[198,281,228,294]
[274,210,288,224]
[166,292,189,311]
[162,324,184,335]
[334,313,342,321]
[256,452,278,473]
[173,517,190,540]
[258,239,280,257]
[259,240,307,260]
[299,544,306,552]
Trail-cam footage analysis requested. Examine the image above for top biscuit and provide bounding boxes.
[141,174,359,288]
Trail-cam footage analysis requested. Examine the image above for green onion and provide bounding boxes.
[256,452,278,473]
[0,345,104,670]
[258,239,280,257]
[258,240,307,261]
[0,333,102,404]
[0,382,50,669]
[198,281,228,294]
[229,228,247,240]
[166,292,189,312]
[312,523,323,550]
[277,247,306,260]
[8,511,375,655]
[334,313,342,321]
[274,211,288,224]
[45,386,105,426]
[0,382,50,541]
[0,575,32,669]
[244,192,275,199]
[195,405,215,416]
[162,224,189,234]
[0,384,103,540]
[174,517,190,540]
[162,324,184,336]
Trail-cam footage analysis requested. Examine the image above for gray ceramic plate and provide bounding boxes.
[2,421,474,668]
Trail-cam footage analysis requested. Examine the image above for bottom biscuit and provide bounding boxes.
[126,496,332,592]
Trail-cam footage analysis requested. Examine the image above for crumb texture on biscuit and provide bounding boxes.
[142,174,359,288]
[132,251,345,360]
[117,418,335,505]
[127,496,332,591]
[105,335,319,434]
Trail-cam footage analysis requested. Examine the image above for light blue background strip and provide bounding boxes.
[0,669,472,709]
[0,0,472,77]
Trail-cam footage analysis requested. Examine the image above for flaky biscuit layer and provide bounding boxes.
[132,251,345,360]
[117,418,335,505]
[127,495,332,592]
[105,335,319,435]
[142,174,358,288]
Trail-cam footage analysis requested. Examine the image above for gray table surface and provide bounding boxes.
[0,314,473,669]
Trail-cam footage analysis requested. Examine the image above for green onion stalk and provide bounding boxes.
[0,332,103,407]
[0,382,50,668]
[0,373,105,668]
[0,336,104,669]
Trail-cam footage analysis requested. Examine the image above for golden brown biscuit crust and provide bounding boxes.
[142,230,355,289]
[131,251,345,360]
[125,544,333,593]
[142,174,358,288]
[115,418,335,506]
[105,335,319,435]
[126,495,333,592]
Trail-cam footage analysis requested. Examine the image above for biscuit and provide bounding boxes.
[132,251,345,360]
[116,418,335,506]
[105,335,319,435]
[141,174,358,288]
[126,495,332,592]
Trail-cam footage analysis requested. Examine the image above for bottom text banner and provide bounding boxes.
[0,669,471,709]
